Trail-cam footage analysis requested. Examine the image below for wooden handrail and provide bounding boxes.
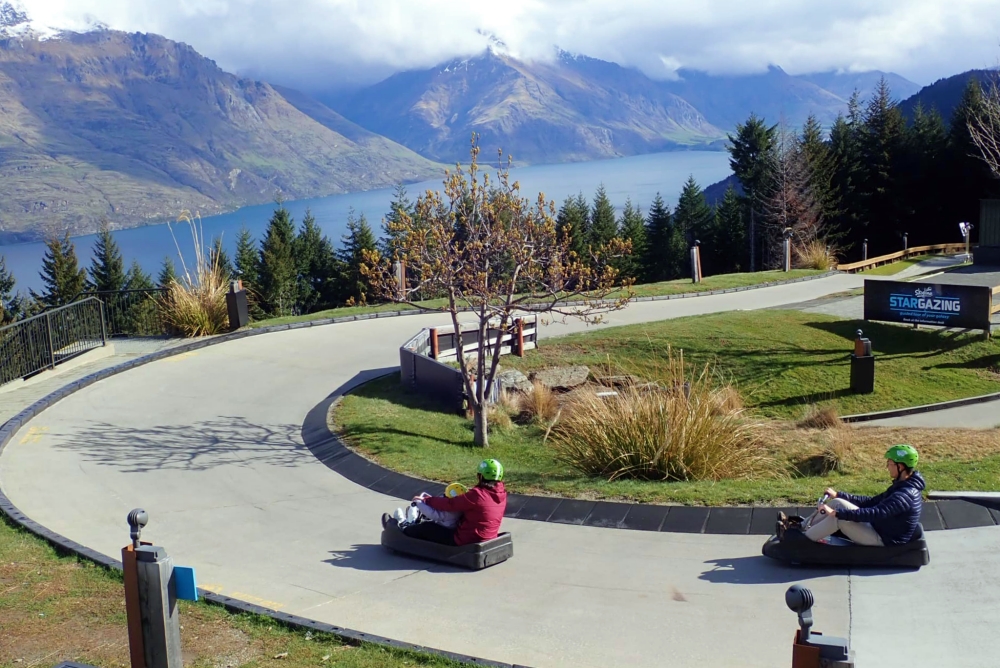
[838,243,971,273]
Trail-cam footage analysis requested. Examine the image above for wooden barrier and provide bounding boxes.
[837,243,971,273]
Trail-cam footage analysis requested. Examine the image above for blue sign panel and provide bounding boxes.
[173,566,198,602]
[864,280,992,330]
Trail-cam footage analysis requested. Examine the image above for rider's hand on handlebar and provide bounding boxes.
[824,488,838,500]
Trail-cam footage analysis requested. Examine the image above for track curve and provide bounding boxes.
[3,273,999,668]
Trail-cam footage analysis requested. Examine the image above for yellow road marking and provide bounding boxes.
[19,426,49,445]
[230,591,285,610]
[199,583,225,594]
[163,351,199,363]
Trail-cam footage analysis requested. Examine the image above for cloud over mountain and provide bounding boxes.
[15,0,1000,91]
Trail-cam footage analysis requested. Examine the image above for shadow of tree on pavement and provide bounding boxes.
[53,416,308,473]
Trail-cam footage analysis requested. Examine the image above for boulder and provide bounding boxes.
[496,369,533,393]
[530,365,591,391]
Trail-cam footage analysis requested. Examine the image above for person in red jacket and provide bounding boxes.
[383,459,507,546]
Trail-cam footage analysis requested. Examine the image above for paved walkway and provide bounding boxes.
[2,273,999,667]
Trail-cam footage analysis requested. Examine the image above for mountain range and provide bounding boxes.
[0,8,440,241]
[0,3,957,240]
[326,51,922,165]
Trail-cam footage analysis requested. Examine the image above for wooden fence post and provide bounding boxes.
[429,328,439,359]
[516,318,525,357]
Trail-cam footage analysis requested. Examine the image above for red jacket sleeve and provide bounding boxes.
[425,489,482,513]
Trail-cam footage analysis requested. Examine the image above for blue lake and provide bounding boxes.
[0,150,731,293]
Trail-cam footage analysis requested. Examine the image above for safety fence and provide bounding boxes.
[837,243,972,273]
[399,316,538,412]
[0,298,107,386]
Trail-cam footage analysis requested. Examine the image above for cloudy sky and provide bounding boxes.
[16,0,1000,91]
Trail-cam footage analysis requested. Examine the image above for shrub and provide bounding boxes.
[795,240,839,270]
[158,211,230,337]
[549,355,772,482]
[797,405,842,430]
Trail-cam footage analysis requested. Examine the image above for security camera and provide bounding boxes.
[786,585,814,641]
[127,508,148,548]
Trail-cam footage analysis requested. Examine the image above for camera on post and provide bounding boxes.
[786,585,854,667]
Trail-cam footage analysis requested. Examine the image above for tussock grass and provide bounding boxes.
[549,350,773,482]
[159,211,230,337]
[796,240,838,270]
[517,381,561,425]
[797,405,842,430]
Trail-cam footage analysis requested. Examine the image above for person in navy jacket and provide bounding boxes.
[805,444,924,546]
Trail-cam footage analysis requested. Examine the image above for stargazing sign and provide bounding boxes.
[864,280,993,331]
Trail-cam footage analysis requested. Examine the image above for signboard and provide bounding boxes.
[864,280,993,330]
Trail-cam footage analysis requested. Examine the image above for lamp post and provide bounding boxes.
[959,222,973,262]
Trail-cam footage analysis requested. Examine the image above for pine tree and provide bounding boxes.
[0,254,20,325]
[728,113,778,271]
[124,261,154,291]
[589,185,618,250]
[666,224,689,280]
[829,103,865,254]
[31,231,87,308]
[210,237,234,281]
[337,209,378,305]
[157,257,178,289]
[673,177,716,275]
[234,226,259,289]
[380,185,414,259]
[714,186,747,273]
[642,193,673,282]
[859,77,907,253]
[88,220,126,293]
[556,193,590,260]
[257,206,298,316]
[799,114,839,226]
[901,103,949,242]
[616,198,646,282]
[294,209,339,312]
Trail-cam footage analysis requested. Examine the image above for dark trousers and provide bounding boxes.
[402,520,456,546]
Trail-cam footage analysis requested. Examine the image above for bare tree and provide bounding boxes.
[761,125,827,266]
[969,73,1000,178]
[362,140,633,447]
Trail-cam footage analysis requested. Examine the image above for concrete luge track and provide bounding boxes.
[2,273,1000,668]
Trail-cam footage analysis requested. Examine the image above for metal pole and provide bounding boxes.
[99,300,108,346]
[863,239,868,261]
[45,311,56,370]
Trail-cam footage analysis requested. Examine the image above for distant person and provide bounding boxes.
[803,445,924,546]
[383,459,507,546]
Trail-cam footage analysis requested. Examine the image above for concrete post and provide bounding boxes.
[782,228,793,272]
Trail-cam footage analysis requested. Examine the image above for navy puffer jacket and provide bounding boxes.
[836,472,925,545]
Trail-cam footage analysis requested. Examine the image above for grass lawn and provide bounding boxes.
[499,310,1000,419]
[332,310,1000,506]
[250,269,827,329]
[0,518,462,668]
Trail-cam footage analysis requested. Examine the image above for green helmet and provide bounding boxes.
[885,444,919,469]
[478,458,504,481]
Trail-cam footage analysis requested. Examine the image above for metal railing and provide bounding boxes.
[0,298,107,386]
[78,289,168,337]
